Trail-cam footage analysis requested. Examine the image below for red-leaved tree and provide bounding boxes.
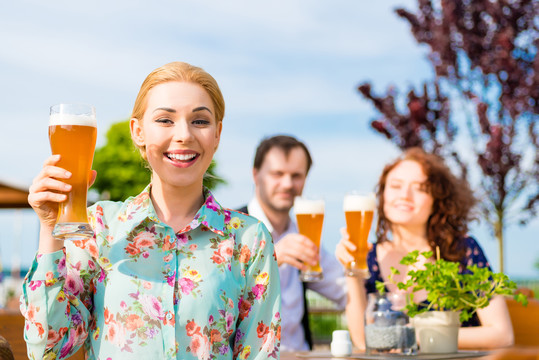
[358,0,538,272]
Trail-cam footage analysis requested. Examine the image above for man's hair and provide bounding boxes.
[253,135,313,173]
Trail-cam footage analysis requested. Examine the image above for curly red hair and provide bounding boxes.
[375,147,477,262]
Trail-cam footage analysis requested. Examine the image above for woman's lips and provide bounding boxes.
[393,202,414,211]
[164,151,199,168]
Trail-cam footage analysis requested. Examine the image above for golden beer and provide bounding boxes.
[343,193,375,276]
[294,197,325,282]
[49,104,97,240]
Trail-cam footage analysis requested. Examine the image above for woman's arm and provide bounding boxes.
[458,295,514,349]
[344,276,368,350]
[335,228,368,350]
[21,242,99,359]
[22,156,99,358]
[458,238,514,349]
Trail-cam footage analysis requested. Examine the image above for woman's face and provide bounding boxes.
[131,81,222,189]
[383,160,434,230]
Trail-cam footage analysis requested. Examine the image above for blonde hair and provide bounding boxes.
[131,61,225,160]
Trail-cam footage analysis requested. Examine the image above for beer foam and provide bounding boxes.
[343,193,376,211]
[49,113,96,127]
[294,197,325,214]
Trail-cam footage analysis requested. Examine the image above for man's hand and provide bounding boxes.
[274,233,319,269]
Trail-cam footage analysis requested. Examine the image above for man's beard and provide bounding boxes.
[265,192,296,214]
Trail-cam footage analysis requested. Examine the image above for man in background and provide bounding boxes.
[238,135,361,351]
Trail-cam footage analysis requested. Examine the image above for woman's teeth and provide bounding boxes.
[167,153,196,161]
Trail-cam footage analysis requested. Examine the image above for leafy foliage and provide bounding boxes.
[92,121,150,201]
[92,120,225,201]
[358,0,538,272]
[377,250,528,323]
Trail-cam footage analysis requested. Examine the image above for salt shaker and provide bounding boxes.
[330,330,352,357]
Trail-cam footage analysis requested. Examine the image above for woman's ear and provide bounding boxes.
[130,118,145,146]
[214,121,223,151]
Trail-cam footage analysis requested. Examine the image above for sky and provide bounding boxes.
[0,0,537,278]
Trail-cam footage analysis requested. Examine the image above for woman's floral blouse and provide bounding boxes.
[20,186,281,359]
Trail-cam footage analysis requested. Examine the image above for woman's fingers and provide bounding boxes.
[88,170,97,187]
[338,227,357,251]
[335,241,355,265]
[342,239,357,252]
[28,155,72,218]
[28,189,67,206]
[32,156,71,186]
[30,175,71,194]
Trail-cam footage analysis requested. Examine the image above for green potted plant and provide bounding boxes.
[376,249,528,354]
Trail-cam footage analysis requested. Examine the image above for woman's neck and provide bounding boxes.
[150,177,205,233]
[390,224,431,253]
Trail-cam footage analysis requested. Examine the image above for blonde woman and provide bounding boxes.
[22,62,281,359]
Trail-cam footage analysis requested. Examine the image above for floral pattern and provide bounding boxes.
[20,186,281,359]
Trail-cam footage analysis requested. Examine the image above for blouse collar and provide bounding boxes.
[127,184,229,237]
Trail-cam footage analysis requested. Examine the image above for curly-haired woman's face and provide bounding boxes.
[383,160,434,230]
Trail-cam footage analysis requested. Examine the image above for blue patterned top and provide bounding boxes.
[20,185,281,359]
[365,237,491,327]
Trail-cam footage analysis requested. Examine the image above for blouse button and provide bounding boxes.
[166,313,173,320]
[168,270,175,277]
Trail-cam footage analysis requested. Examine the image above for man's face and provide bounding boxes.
[254,147,309,214]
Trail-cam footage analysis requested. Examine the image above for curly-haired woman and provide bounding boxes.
[336,147,513,350]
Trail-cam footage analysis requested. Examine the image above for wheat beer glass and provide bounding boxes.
[294,196,325,282]
[49,103,97,240]
[343,192,375,277]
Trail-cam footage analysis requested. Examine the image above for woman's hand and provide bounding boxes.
[28,155,72,229]
[28,155,97,229]
[29,155,96,254]
[335,227,357,267]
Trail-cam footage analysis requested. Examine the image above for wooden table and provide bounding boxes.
[281,347,539,360]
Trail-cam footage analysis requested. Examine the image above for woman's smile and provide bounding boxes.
[164,150,200,168]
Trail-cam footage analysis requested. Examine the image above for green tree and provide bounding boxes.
[92,120,225,201]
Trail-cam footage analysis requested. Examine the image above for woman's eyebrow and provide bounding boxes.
[193,106,213,114]
[153,107,176,113]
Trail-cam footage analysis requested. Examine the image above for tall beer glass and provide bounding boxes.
[49,103,97,240]
[343,192,375,277]
[294,196,325,282]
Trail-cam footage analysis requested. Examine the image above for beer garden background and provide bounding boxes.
[0,0,538,343]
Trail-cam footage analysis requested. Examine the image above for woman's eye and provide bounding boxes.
[411,183,428,193]
[192,119,210,125]
[155,118,173,124]
[418,184,429,192]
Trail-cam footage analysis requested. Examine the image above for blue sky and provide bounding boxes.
[0,0,537,278]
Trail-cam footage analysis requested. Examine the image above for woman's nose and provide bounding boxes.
[399,185,413,199]
[173,120,193,142]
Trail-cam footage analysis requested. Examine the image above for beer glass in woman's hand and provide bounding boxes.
[49,103,97,240]
[294,196,325,282]
[343,192,375,277]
